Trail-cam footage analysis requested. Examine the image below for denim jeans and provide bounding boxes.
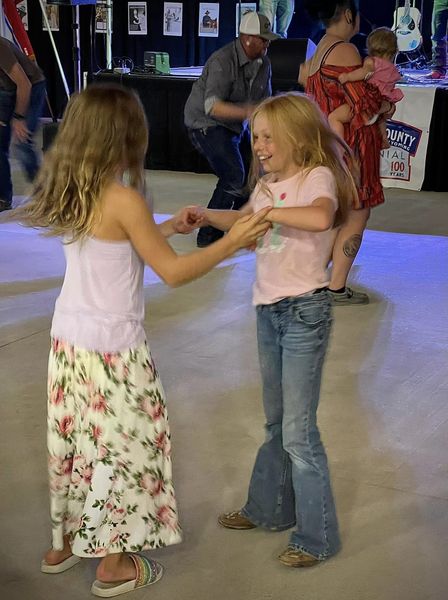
[259,0,295,38]
[432,0,448,71]
[188,125,251,211]
[0,79,46,206]
[242,291,340,560]
[188,125,252,243]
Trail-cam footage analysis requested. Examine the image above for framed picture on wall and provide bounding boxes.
[95,0,112,34]
[16,0,28,31]
[163,2,183,37]
[128,2,147,35]
[235,3,256,37]
[42,1,60,32]
[198,3,219,38]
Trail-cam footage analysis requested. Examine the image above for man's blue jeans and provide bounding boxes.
[188,125,251,210]
[188,125,251,243]
[242,291,340,559]
[432,0,448,72]
[259,0,295,38]
[0,80,46,206]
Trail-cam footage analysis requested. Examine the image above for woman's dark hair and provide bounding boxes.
[304,0,358,26]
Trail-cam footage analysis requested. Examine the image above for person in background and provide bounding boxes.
[0,35,46,212]
[429,0,448,79]
[299,0,393,306]
[259,0,295,38]
[184,12,279,247]
[131,8,142,30]
[16,84,270,597]
[202,9,212,28]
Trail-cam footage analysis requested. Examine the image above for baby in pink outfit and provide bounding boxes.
[328,27,404,149]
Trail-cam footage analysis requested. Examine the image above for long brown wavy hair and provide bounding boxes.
[248,92,359,227]
[17,84,148,240]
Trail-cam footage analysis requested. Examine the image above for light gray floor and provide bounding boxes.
[1,163,448,600]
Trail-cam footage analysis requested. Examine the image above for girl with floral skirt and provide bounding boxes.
[17,84,270,597]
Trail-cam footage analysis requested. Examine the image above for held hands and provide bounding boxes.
[171,205,271,249]
[172,205,207,234]
[227,207,271,251]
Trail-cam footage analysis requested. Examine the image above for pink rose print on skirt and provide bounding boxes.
[47,340,181,555]
[58,415,75,438]
[157,505,178,531]
[140,397,165,421]
[91,393,108,413]
[50,384,65,406]
[140,473,164,496]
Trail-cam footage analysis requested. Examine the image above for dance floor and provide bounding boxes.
[1,174,448,599]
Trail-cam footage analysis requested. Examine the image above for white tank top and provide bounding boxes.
[51,237,146,352]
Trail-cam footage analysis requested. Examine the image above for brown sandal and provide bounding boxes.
[218,510,257,530]
[278,547,320,568]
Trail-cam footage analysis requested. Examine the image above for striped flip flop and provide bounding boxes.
[90,554,163,598]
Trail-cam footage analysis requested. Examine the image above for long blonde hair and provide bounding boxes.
[249,92,359,227]
[18,84,148,240]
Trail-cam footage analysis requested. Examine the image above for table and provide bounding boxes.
[93,71,210,173]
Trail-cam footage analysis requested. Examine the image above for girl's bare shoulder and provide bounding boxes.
[93,182,147,241]
[103,181,143,206]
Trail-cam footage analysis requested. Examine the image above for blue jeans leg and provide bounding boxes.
[259,0,294,38]
[259,1,277,32]
[0,90,15,206]
[188,125,251,244]
[276,0,294,38]
[432,0,448,71]
[243,299,296,530]
[243,293,340,559]
[188,126,249,211]
[14,80,46,182]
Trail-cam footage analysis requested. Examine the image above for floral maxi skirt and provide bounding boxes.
[47,338,182,557]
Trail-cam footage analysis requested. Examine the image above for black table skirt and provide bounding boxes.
[422,87,448,192]
[93,71,211,173]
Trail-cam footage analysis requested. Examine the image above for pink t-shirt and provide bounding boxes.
[249,166,338,306]
[369,57,404,104]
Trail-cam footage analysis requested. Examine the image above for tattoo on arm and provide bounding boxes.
[343,234,362,258]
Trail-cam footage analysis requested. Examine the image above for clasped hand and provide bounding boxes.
[172,205,271,249]
[172,205,207,234]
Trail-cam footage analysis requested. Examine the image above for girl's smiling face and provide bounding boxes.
[252,113,297,181]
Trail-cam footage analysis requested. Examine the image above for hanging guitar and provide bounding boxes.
[393,0,423,52]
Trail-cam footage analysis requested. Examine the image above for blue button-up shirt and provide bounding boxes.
[184,38,272,134]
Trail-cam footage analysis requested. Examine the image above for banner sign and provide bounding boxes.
[380,85,436,191]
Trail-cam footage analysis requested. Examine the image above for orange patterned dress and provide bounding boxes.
[306,43,385,209]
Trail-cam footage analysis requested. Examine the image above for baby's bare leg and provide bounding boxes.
[328,103,352,139]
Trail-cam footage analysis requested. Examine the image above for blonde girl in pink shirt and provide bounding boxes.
[194,92,358,566]
[15,84,269,598]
